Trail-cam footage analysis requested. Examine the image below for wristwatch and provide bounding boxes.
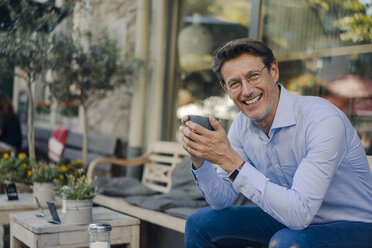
[228,162,245,182]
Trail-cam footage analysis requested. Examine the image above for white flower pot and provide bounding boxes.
[65,199,93,225]
[33,182,55,206]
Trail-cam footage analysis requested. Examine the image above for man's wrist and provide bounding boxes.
[228,161,245,182]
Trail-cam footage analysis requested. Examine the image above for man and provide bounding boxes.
[179,38,372,248]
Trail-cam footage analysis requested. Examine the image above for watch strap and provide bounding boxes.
[228,161,245,182]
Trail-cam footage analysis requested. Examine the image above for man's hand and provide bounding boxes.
[179,115,243,172]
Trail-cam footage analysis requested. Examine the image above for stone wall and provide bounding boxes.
[86,0,137,142]
[87,86,132,142]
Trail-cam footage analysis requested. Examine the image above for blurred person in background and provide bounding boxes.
[0,93,22,152]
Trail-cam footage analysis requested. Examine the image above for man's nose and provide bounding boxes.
[240,79,255,95]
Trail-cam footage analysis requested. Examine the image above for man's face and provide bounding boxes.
[221,53,280,128]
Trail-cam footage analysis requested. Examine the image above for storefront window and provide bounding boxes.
[175,0,252,130]
[173,0,372,154]
[262,0,372,154]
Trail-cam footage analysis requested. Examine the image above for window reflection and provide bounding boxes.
[174,0,372,155]
[263,0,372,154]
[176,0,251,129]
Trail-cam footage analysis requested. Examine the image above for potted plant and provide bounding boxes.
[36,101,51,122]
[0,153,33,193]
[55,171,95,225]
[30,162,60,205]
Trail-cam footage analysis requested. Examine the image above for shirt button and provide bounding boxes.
[283,183,287,187]
[274,164,279,168]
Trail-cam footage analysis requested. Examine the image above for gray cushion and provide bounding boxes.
[95,177,157,197]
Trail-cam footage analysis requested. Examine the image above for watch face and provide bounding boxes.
[229,168,240,182]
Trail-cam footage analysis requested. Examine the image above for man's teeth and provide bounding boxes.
[245,95,262,105]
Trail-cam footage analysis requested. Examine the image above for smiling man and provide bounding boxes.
[179,38,372,248]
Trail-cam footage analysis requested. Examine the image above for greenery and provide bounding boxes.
[59,101,79,117]
[56,159,86,185]
[55,172,95,200]
[30,161,60,183]
[0,152,87,186]
[36,101,51,114]
[47,30,142,163]
[307,0,372,43]
[0,153,33,184]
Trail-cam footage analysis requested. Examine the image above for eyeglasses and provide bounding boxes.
[225,65,267,94]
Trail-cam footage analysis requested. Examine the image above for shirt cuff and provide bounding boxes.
[233,162,269,201]
[191,160,216,181]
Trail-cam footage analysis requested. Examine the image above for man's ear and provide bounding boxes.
[270,60,279,83]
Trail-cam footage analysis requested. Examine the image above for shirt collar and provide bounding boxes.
[271,84,296,129]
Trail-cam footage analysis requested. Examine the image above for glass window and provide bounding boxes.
[172,0,372,155]
[175,0,253,133]
[262,0,372,154]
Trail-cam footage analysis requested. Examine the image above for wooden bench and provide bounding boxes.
[87,141,189,233]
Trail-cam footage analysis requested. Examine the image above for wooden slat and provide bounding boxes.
[150,154,181,164]
[149,141,187,155]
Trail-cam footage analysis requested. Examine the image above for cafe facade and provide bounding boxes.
[6,0,372,164]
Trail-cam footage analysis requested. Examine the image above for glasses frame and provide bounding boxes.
[225,65,267,94]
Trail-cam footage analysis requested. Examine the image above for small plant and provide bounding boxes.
[0,153,33,184]
[59,100,79,117]
[56,159,86,185]
[31,162,60,183]
[36,101,51,114]
[55,172,95,200]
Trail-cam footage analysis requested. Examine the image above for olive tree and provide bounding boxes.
[48,31,141,164]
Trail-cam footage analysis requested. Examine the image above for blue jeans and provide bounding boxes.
[185,206,372,248]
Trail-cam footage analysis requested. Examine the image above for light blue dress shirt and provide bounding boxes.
[192,84,372,230]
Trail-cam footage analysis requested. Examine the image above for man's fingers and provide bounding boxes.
[181,115,190,125]
[209,116,224,134]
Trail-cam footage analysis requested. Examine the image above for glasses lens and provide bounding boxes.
[227,66,266,94]
[227,81,241,94]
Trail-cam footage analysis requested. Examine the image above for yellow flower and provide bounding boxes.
[27,170,32,176]
[76,159,82,164]
[18,153,27,159]
[61,165,68,172]
[59,174,64,179]
[3,153,9,159]
[22,163,27,168]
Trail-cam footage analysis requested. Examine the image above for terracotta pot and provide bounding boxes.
[65,199,93,225]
